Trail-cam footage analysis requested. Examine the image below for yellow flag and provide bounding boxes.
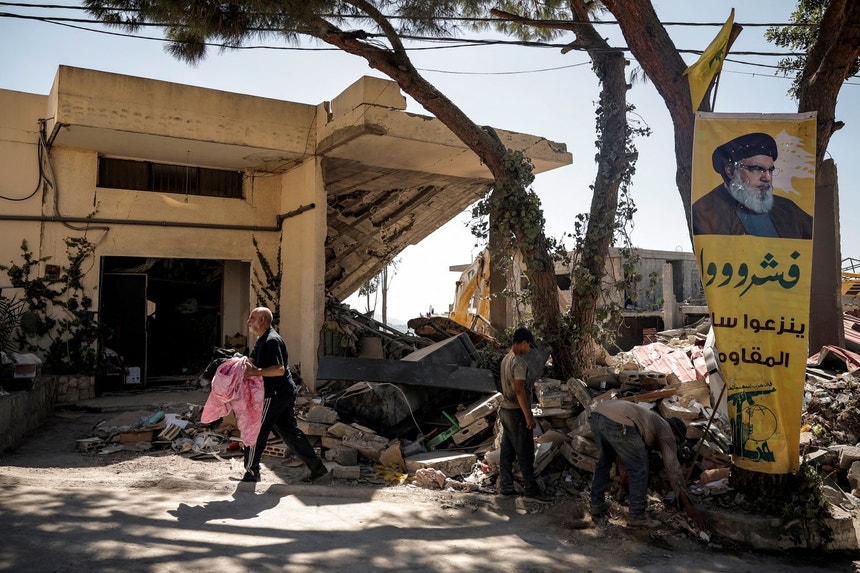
[684,9,736,110]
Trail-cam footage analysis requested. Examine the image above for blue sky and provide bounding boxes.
[1,1,857,324]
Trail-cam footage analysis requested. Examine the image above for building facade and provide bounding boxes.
[0,67,571,391]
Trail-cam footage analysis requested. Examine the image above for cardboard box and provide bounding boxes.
[125,366,141,384]
[118,428,154,443]
[11,353,41,379]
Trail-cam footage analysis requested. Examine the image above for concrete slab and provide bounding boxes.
[72,387,210,413]
[317,356,495,393]
[400,333,478,366]
[405,451,477,477]
[704,503,859,551]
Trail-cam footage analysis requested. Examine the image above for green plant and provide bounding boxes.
[733,464,833,548]
[251,235,282,328]
[781,464,834,547]
[0,238,103,374]
[0,293,26,352]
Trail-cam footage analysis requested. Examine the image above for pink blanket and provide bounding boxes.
[201,356,264,446]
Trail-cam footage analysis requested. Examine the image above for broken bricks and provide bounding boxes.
[405,451,477,478]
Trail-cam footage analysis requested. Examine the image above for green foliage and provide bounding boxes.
[567,100,650,349]
[811,423,829,440]
[461,1,573,42]
[358,258,401,315]
[779,463,833,546]
[251,235,282,328]
[469,151,558,255]
[0,294,25,353]
[766,0,860,99]
[85,0,479,63]
[733,464,834,547]
[0,238,102,374]
[358,274,381,313]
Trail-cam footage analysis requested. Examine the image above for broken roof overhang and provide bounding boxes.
[317,355,495,394]
[42,68,572,299]
[319,106,572,298]
[317,333,496,393]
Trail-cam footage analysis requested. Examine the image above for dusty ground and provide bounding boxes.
[1,393,858,572]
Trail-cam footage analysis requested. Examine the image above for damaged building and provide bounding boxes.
[0,65,571,397]
[2,67,859,553]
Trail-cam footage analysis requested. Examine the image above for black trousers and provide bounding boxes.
[244,385,323,474]
[498,407,539,495]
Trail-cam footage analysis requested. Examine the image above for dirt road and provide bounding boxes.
[0,401,857,572]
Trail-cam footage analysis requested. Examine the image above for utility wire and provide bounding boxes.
[0,12,809,57]
[0,2,817,28]
[3,7,856,82]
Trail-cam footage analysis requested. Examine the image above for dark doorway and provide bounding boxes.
[98,257,224,390]
[99,273,147,392]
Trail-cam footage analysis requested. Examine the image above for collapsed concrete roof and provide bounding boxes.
[43,68,572,300]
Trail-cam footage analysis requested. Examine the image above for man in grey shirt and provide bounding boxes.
[497,327,547,501]
[589,399,704,529]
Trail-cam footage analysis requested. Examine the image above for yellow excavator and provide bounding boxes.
[843,273,860,297]
[843,258,860,298]
[449,249,493,335]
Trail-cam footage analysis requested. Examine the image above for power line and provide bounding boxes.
[0,2,816,28]
[3,7,855,83]
[419,61,592,75]
[0,12,808,57]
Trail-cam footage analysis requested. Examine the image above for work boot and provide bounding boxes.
[301,464,329,483]
[590,501,610,518]
[521,490,553,503]
[240,470,261,483]
[626,516,661,529]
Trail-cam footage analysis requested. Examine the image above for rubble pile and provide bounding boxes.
[69,308,860,545]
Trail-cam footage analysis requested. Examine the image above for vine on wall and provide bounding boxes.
[0,238,102,375]
[251,235,282,328]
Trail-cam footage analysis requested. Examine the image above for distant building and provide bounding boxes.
[450,247,706,349]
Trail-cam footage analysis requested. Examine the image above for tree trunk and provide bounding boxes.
[381,265,388,326]
[564,0,632,377]
[600,0,696,242]
[488,207,509,333]
[315,17,575,374]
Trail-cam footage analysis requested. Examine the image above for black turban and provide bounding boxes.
[712,132,778,177]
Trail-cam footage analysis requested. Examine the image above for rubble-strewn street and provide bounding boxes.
[2,308,860,571]
[1,395,858,573]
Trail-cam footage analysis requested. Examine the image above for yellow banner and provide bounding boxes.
[684,9,735,110]
[691,112,816,474]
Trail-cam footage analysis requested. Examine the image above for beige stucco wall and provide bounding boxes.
[0,77,320,383]
[46,66,318,169]
[2,66,571,390]
[277,150,327,391]
[0,89,46,275]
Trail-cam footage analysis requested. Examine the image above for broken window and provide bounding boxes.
[97,156,243,199]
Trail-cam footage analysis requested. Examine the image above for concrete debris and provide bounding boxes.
[412,467,447,489]
[59,303,860,552]
[405,451,478,477]
[454,392,502,427]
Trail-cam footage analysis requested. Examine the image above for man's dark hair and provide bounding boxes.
[512,327,535,346]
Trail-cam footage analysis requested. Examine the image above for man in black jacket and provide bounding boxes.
[241,307,328,483]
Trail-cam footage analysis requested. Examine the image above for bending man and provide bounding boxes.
[589,399,704,529]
